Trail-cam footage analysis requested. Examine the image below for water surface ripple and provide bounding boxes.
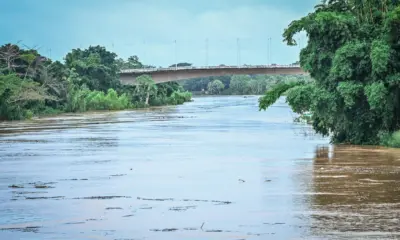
[1,96,399,239]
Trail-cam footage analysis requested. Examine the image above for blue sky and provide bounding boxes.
[0,0,318,67]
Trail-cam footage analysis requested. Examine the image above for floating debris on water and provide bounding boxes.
[137,197,173,201]
[137,196,232,205]
[25,196,65,200]
[34,185,54,189]
[105,207,123,210]
[12,191,48,195]
[169,206,197,211]
[74,196,131,200]
[0,226,41,233]
[139,207,153,210]
[150,228,178,232]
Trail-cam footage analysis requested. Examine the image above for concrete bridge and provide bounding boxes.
[119,64,306,84]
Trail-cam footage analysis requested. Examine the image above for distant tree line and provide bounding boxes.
[180,74,312,95]
[171,62,310,95]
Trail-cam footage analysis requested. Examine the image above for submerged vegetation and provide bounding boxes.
[259,0,400,147]
[0,44,191,120]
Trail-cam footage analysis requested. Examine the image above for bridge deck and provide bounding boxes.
[119,64,305,84]
[119,64,301,74]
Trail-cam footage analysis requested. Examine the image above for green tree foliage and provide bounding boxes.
[65,87,130,112]
[207,79,225,94]
[134,74,157,105]
[260,0,400,146]
[181,74,311,95]
[259,82,305,110]
[0,43,192,120]
[230,75,251,94]
[117,55,145,70]
[0,74,55,120]
[169,62,192,67]
[65,46,120,91]
[168,91,192,105]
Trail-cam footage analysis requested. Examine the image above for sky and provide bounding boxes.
[0,0,319,67]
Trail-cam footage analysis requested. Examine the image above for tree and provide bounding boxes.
[207,79,225,94]
[37,61,69,104]
[0,44,20,72]
[247,79,262,94]
[0,41,193,120]
[64,46,119,92]
[135,74,157,105]
[260,0,400,145]
[230,75,251,95]
[169,62,192,68]
[126,56,142,69]
[0,74,56,120]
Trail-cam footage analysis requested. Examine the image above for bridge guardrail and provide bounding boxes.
[119,64,301,74]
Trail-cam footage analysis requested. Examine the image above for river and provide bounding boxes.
[0,96,400,240]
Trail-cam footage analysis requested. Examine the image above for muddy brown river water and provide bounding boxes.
[1,96,400,240]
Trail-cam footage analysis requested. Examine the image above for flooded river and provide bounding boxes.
[1,96,400,239]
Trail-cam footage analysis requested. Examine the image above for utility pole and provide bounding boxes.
[143,40,146,67]
[205,38,209,67]
[267,38,270,66]
[237,38,241,67]
[174,40,177,70]
[269,38,272,65]
[267,38,271,66]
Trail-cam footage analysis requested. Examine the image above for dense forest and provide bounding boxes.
[0,44,191,120]
[259,0,400,147]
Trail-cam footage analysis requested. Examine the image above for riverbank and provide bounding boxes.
[0,91,193,122]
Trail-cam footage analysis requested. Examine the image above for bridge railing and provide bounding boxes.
[120,64,301,74]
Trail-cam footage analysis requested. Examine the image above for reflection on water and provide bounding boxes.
[308,145,400,238]
[0,96,399,239]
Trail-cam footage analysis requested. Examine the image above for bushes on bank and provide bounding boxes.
[66,87,131,112]
[379,131,400,148]
[168,91,192,105]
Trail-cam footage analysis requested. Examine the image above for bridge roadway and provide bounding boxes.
[119,64,306,84]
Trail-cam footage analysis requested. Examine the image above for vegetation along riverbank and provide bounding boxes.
[178,62,313,95]
[0,44,191,121]
[259,1,400,148]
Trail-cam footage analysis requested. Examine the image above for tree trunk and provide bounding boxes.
[145,85,150,105]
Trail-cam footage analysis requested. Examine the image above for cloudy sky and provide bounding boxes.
[0,0,318,67]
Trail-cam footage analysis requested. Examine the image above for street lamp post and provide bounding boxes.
[205,38,209,67]
[267,37,269,65]
[174,40,177,70]
[269,37,272,65]
[237,38,241,67]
